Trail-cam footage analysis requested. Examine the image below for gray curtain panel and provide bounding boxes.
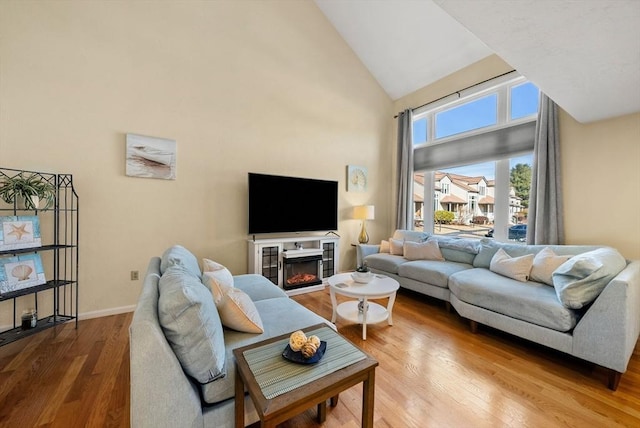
[527,93,564,244]
[396,109,414,230]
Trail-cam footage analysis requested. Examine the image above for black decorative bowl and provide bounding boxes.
[282,341,327,364]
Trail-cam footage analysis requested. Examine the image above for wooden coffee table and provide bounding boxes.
[233,324,378,428]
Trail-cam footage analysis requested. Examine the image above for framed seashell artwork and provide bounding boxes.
[0,216,42,251]
[0,254,46,295]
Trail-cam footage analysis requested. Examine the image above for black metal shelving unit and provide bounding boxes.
[0,168,78,346]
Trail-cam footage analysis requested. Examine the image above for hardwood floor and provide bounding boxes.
[1,287,638,427]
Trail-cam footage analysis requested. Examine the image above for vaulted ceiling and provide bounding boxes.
[314,0,640,123]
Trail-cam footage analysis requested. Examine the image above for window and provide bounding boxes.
[469,194,478,213]
[412,117,427,145]
[435,94,497,138]
[511,82,539,120]
[411,74,538,243]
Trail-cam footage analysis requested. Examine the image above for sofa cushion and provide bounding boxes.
[217,288,264,333]
[449,268,579,332]
[160,245,201,278]
[201,297,330,404]
[158,265,225,384]
[490,248,534,282]
[403,240,444,261]
[552,247,627,309]
[398,260,472,288]
[379,240,390,253]
[530,247,572,286]
[364,253,407,274]
[233,274,287,301]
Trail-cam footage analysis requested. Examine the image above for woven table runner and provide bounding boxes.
[243,326,366,399]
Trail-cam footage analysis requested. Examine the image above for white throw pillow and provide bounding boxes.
[489,248,534,282]
[218,289,264,333]
[530,247,572,286]
[202,258,234,295]
[404,240,444,261]
[202,271,234,307]
[389,238,404,256]
[379,240,390,253]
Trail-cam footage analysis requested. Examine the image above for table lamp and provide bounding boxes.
[354,205,375,244]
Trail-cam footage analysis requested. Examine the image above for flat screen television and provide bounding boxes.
[248,173,338,234]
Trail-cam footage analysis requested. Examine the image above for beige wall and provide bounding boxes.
[561,111,640,259]
[0,1,393,317]
[393,56,640,260]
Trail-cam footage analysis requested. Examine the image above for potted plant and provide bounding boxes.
[356,262,370,274]
[0,174,56,209]
[353,262,373,283]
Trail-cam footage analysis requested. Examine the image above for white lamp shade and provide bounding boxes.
[353,205,375,220]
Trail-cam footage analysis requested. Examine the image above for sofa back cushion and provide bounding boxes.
[158,264,226,384]
[160,245,202,279]
[552,247,627,309]
[428,236,479,264]
[392,229,430,242]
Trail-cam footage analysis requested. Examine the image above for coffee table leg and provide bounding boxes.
[362,368,375,428]
[331,395,339,406]
[317,399,327,423]
[330,287,338,323]
[235,366,244,428]
[361,297,368,340]
[387,291,397,326]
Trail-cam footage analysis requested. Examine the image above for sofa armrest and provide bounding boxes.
[572,260,640,373]
[130,259,204,428]
[356,244,381,267]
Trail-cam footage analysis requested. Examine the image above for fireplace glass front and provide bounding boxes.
[283,254,322,290]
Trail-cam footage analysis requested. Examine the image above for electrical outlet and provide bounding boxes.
[131,270,139,281]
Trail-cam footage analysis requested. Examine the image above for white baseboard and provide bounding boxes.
[78,305,136,320]
[285,284,326,296]
[0,305,136,332]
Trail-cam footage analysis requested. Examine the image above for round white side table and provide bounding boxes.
[327,272,399,340]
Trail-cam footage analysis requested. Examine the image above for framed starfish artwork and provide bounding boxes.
[0,216,42,251]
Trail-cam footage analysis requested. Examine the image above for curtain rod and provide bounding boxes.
[393,69,516,118]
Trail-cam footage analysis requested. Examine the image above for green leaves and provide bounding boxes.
[0,174,55,209]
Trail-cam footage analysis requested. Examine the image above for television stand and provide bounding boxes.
[248,235,340,296]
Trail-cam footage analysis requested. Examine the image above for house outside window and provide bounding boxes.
[411,73,539,242]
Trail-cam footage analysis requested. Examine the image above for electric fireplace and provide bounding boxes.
[282,250,323,290]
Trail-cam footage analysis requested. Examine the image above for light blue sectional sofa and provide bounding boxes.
[129,246,332,428]
[358,230,640,390]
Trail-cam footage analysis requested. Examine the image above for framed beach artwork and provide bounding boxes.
[0,216,42,251]
[126,133,177,180]
[0,254,46,296]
